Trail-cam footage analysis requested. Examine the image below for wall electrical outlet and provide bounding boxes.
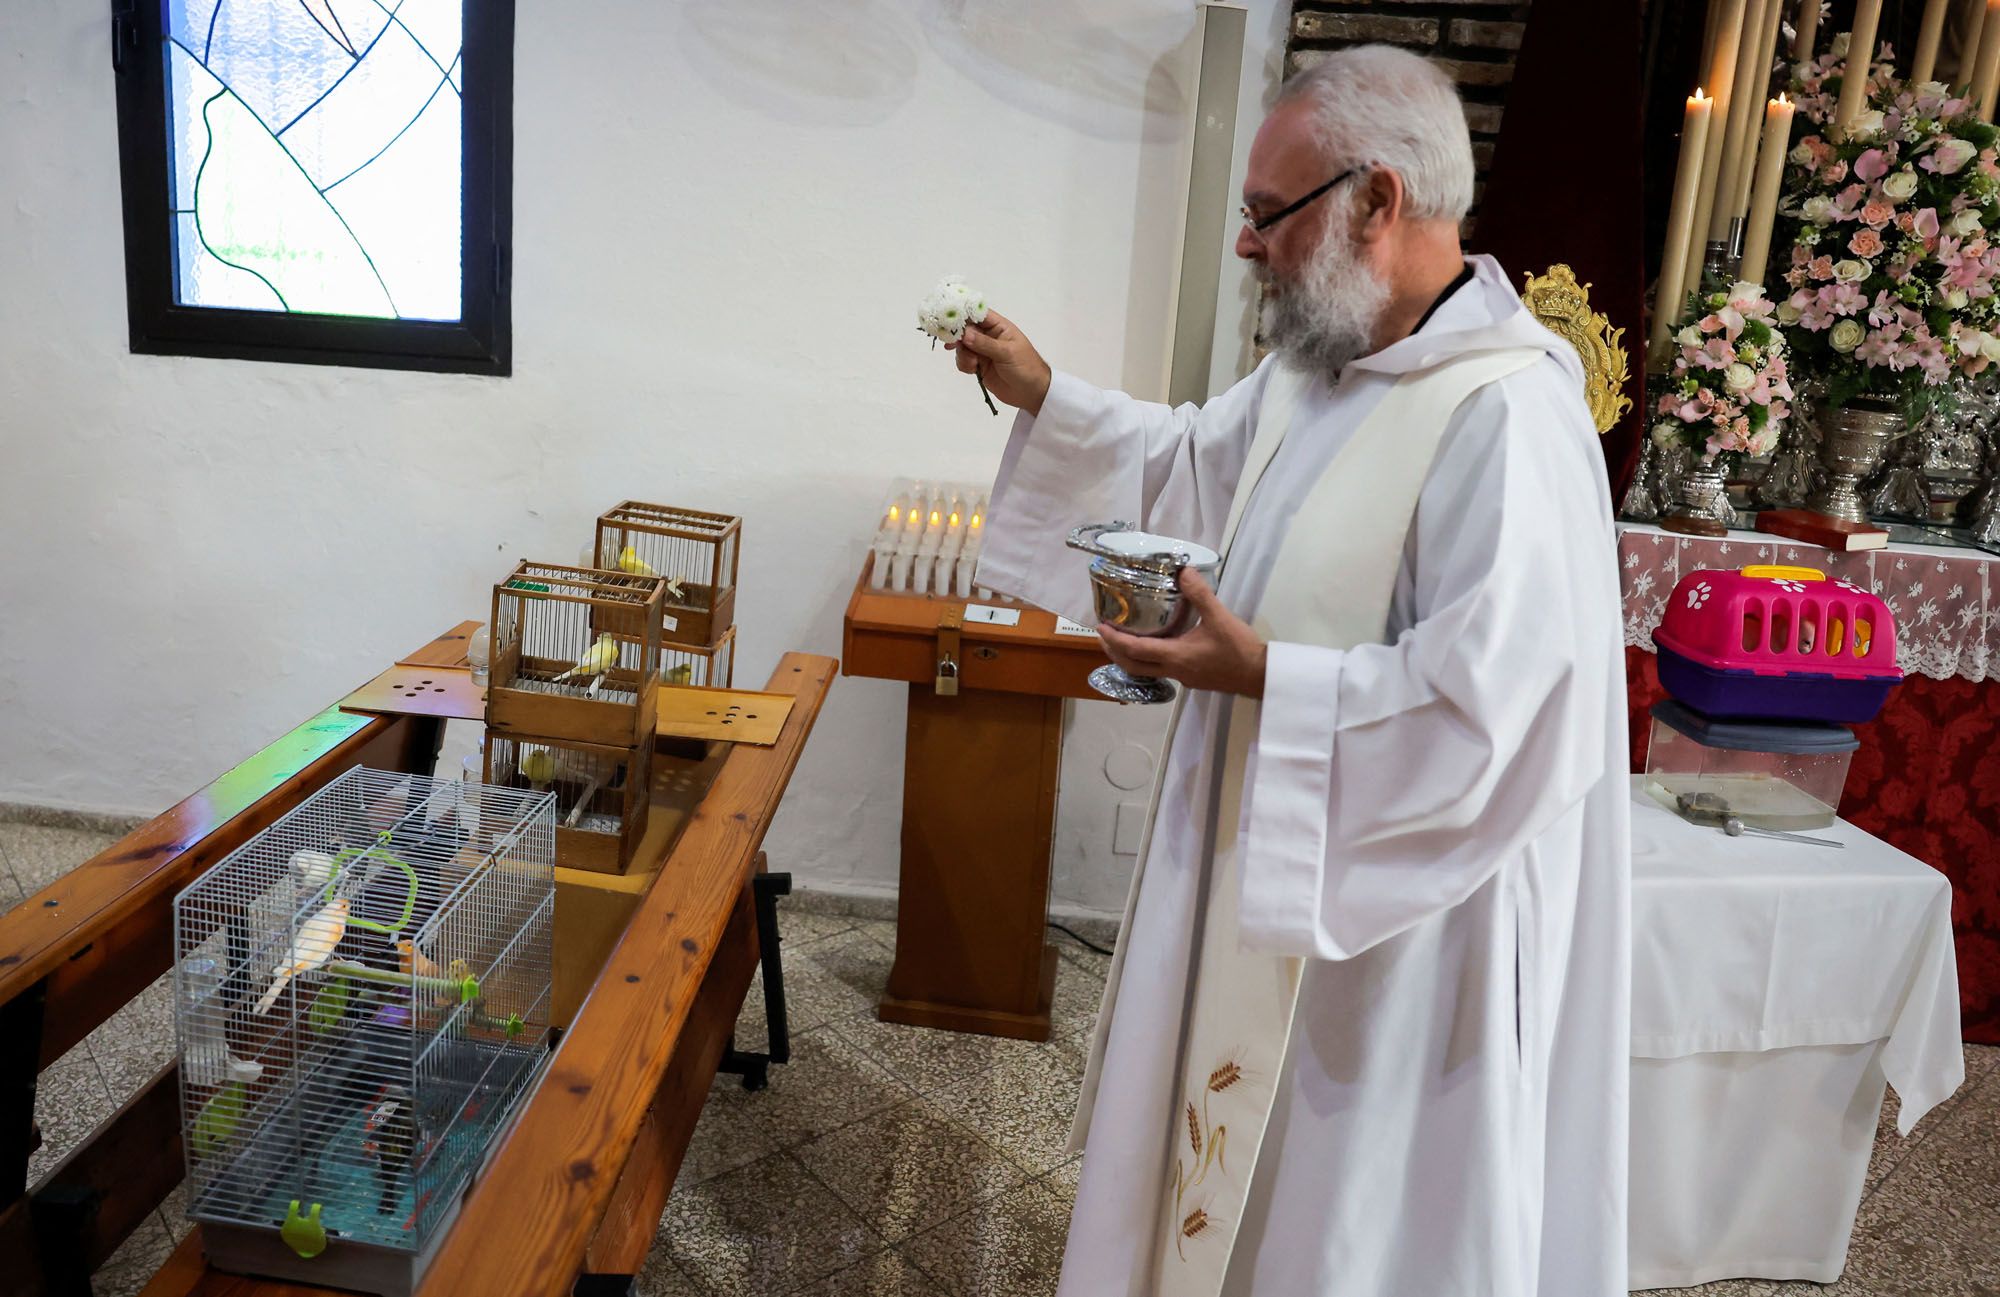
[1113,802,1146,856]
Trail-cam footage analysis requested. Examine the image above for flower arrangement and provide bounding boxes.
[1654,280,1794,468]
[918,275,998,415]
[1773,37,2000,420]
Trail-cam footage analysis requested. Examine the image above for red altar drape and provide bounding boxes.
[1626,647,2000,1044]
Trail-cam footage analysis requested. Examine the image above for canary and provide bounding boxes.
[551,633,620,683]
[665,663,693,686]
[518,747,557,785]
[253,897,351,1016]
[617,544,656,577]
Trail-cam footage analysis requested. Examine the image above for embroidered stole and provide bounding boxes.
[1103,347,1545,1295]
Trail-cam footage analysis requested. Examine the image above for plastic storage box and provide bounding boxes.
[1652,565,1901,724]
[1643,700,1859,830]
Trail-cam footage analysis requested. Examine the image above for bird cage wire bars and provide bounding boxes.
[487,562,665,748]
[663,623,735,689]
[173,767,554,1282]
[483,733,652,874]
[593,502,741,645]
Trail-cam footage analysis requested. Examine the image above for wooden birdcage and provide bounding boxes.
[483,734,651,875]
[663,624,736,690]
[487,562,665,748]
[592,503,742,646]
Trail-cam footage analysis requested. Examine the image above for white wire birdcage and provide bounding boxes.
[173,767,555,1296]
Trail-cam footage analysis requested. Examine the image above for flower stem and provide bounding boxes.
[976,371,999,416]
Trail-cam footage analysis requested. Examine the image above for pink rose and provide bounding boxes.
[1914,207,1941,240]
[1850,227,1885,256]
[1809,255,1835,280]
[1854,148,1891,182]
[1822,160,1850,184]
[1860,200,1896,228]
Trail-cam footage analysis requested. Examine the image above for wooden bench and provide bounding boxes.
[0,626,834,1297]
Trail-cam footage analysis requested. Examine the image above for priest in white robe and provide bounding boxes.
[947,45,1630,1297]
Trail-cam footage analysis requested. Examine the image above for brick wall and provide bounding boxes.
[1284,1,1535,219]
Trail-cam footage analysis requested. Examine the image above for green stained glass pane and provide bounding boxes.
[163,0,463,321]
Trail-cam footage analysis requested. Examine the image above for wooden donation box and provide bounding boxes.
[842,553,1107,1040]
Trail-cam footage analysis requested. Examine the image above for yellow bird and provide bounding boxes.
[518,747,558,786]
[398,941,475,1006]
[253,898,351,1016]
[619,545,685,600]
[551,633,620,683]
[665,663,693,686]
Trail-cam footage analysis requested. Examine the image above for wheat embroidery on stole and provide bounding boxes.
[1171,1056,1249,1259]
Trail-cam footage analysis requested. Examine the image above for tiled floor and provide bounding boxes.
[4,822,1996,1296]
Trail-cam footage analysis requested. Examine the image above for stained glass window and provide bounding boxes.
[112,0,512,373]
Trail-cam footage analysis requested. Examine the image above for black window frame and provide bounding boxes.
[108,0,514,375]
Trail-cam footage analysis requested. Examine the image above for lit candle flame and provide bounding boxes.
[888,505,900,523]
[930,510,941,525]
[949,511,960,527]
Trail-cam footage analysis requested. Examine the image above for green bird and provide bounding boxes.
[306,972,352,1035]
[190,1057,263,1159]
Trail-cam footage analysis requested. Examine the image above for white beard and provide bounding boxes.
[1258,212,1390,378]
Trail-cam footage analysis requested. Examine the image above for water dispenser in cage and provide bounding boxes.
[173,766,556,1296]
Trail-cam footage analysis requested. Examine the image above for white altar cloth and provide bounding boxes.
[1627,777,1963,1288]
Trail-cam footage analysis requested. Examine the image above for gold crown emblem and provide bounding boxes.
[1521,264,1632,435]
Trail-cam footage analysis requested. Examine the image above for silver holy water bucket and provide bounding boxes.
[1066,522,1222,704]
[1807,397,1905,524]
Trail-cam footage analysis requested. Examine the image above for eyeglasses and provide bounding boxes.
[1240,166,1364,233]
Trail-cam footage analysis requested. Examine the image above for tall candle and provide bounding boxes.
[1711,0,1779,239]
[1793,0,1820,62]
[1833,0,1883,137]
[1653,89,1717,358]
[1968,6,1990,92]
[1976,0,2000,119]
[1728,0,1787,225]
[1740,94,1797,285]
[1689,0,1749,272]
[1911,0,1951,83]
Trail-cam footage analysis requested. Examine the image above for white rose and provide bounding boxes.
[1791,142,1817,166]
[1833,259,1869,282]
[1676,325,1702,346]
[1948,287,1972,309]
[1802,195,1836,224]
[1831,32,1851,57]
[1777,299,1804,324]
[1724,362,1757,392]
[1882,169,1920,201]
[1916,80,1950,100]
[1961,328,1987,354]
[1849,109,1886,138]
[1652,423,1681,448]
[1950,208,1984,237]
[1983,333,2000,362]
[1830,319,1866,352]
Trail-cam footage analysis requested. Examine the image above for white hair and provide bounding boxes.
[1276,45,1475,224]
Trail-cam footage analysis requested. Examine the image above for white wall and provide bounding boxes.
[0,0,1280,915]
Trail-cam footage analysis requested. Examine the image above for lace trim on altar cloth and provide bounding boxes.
[1618,525,1996,684]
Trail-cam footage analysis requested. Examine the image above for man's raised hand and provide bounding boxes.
[947,311,1053,416]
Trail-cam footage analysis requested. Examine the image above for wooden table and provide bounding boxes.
[841,556,1107,1041]
[0,625,833,1297]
